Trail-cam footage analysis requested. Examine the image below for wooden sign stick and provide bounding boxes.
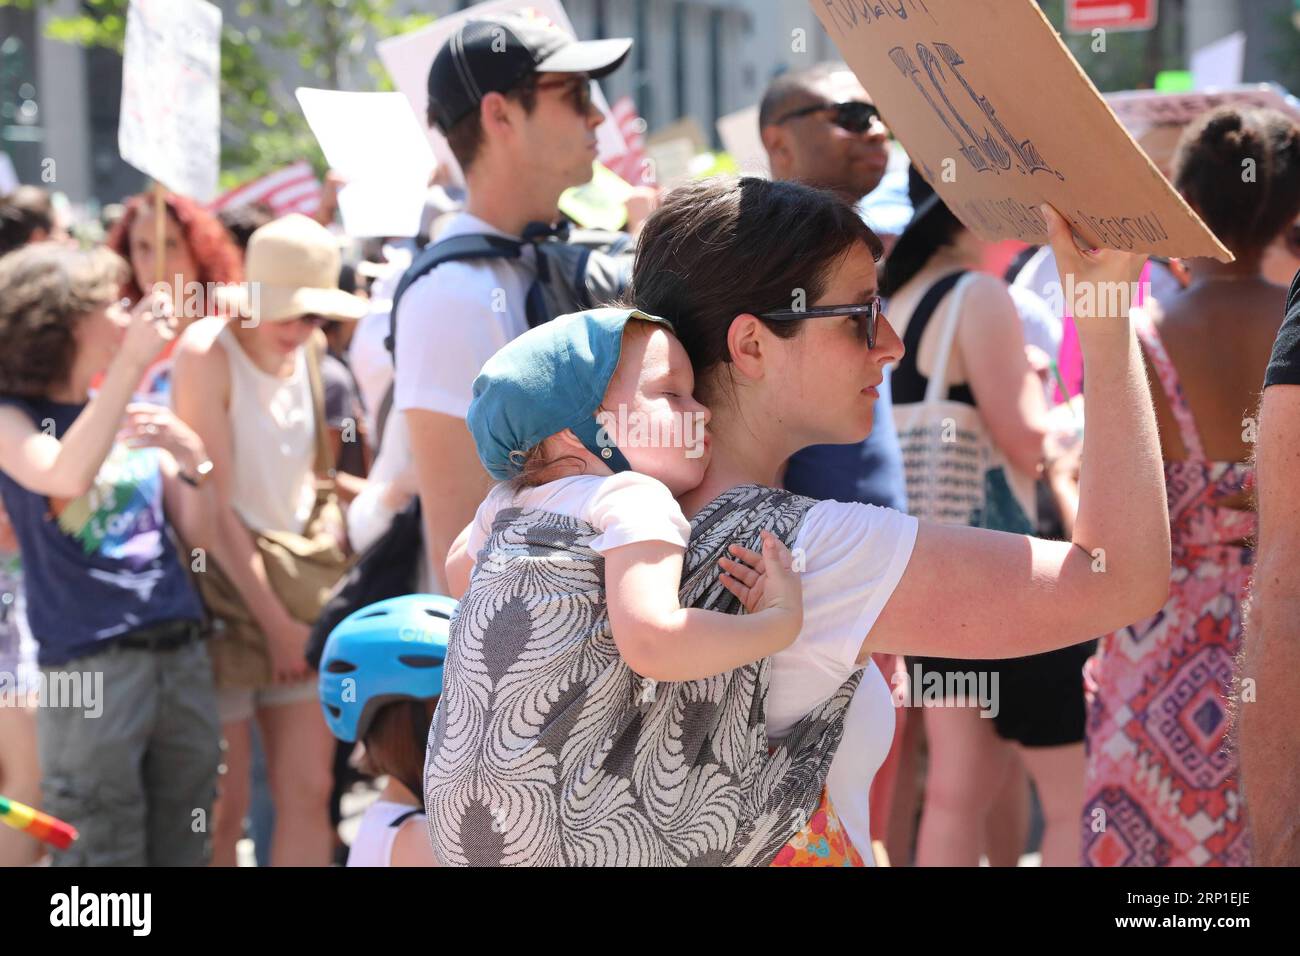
[153,180,167,288]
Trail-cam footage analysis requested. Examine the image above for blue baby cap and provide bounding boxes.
[467,307,676,480]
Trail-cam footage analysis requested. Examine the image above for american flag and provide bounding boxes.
[604,96,652,187]
[209,161,323,217]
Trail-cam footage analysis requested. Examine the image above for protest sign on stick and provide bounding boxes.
[119,0,221,204]
[377,0,628,189]
[119,0,221,284]
[296,89,435,238]
[810,0,1232,261]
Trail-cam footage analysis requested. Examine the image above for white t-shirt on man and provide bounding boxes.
[468,473,920,862]
[393,212,537,420]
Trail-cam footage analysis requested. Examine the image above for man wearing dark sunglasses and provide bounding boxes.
[395,13,633,591]
[758,62,908,521]
[759,63,892,214]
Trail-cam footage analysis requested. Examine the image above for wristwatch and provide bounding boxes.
[179,459,214,488]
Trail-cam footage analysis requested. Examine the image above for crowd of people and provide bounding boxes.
[1,10,1299,868]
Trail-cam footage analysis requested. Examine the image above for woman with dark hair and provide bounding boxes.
[878,170,1094,867]
[625,176,1169,864]
[0,243,221,865]
[1081,106,1300,868]
[106,191,244,401]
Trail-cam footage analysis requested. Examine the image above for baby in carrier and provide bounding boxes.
[425,308,856,866]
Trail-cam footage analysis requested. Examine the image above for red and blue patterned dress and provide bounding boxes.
[1081,312,1254,867]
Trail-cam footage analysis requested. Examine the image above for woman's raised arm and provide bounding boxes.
[862,205,1171,663]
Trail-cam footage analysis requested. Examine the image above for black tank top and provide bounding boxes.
[890,271,977,407]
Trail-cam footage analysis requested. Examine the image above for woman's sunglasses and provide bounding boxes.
[774,100,883,135]
[759,297,883,349]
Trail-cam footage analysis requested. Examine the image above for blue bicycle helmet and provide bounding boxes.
[318,594,457,743]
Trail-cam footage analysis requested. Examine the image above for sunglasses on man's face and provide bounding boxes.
[759,297,884,350]
[530,75,595,117]
[775,100,883,135]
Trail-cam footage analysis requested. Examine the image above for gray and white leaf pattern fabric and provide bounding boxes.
[424,484,861,866]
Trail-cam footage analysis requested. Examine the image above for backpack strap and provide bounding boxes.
[385,233,526,361]
[385,224,635,366]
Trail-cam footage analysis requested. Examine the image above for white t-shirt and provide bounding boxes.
[467,472,690,564]
[346,800,425,868]
[393,212,536,420]
[347,242,415,443]
[769,499,919,861]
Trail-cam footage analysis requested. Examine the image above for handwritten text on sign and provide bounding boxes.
[118,0,222,202]
[812,0,1230,261]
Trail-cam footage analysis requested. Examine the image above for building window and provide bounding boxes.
[635,0,653,126]
[673,1,685,122]
[709,8,723,147]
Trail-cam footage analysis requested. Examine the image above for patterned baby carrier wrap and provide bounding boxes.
[424,484,861,866]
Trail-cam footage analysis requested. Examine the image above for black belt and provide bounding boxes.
[114,619,203,652]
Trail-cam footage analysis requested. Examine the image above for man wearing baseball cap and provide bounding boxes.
[393,12,631,591]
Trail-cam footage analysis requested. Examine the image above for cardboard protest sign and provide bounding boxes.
[118,0,221,202]
[377,0,627,189]
[1106,83,1300,138]
[1106,83,1300,175]
[296,89,435,238]
[643,117,709,187]
[716,105,770,177]
[811,0,1232,262]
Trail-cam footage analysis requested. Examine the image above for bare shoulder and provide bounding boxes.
[171,318,231,397]
[391,814,438,867]
[174,316,231,360]
[961,272,1017,313]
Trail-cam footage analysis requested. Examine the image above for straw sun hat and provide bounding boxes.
[220,213,368,324]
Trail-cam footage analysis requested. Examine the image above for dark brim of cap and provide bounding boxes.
[535,37,632,79]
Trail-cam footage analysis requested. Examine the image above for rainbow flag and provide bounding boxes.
[0,794,78,850]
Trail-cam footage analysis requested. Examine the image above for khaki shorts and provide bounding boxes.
[38,639,220,867]
[216,678,318,725]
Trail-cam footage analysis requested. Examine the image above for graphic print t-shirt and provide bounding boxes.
[0,396,202,665]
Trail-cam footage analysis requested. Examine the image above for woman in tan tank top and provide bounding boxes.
[173,214,368,867]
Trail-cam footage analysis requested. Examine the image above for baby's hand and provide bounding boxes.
[717,530,803,640]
